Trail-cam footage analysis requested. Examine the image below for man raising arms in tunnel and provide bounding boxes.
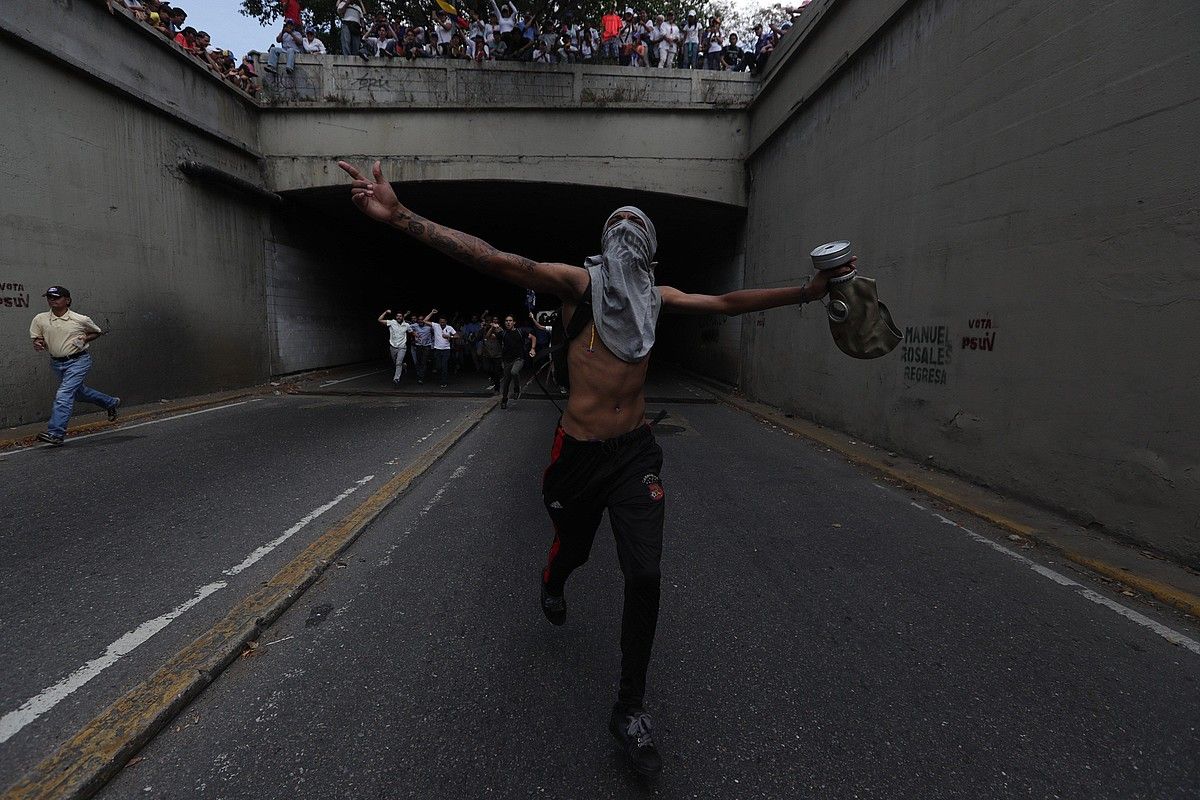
[338,160,851,778]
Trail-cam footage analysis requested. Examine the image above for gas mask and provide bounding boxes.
[811,241,902,360]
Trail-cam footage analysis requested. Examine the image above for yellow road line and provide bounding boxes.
[4,399,496,800]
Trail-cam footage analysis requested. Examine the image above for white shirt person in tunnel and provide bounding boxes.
[378,309,411,384]
[337,159,853,779]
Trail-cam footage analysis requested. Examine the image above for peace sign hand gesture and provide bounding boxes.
[337,160,406,224]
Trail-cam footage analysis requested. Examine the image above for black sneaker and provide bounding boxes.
[500,399,508,409]
[540,582,565,625]
[107,397,121,422]
[36,432,64,446]
[609,704,662,778]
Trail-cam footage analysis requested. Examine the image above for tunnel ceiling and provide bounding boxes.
[279,181,746,319]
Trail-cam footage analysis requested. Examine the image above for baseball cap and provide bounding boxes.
[43,286,70,298]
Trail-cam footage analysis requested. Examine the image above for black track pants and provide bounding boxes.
[541,423,666,707]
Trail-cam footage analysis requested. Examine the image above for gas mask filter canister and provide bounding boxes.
[810,241,902,360]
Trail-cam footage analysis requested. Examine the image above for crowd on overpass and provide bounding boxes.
[106,0,261,94]
[312,0,811,72]
[102,0,810,94]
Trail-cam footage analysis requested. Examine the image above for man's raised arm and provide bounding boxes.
[338,160,586,301]
[659,259,855,315]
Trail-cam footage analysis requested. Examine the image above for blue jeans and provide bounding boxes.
[339,23,362,56]
[267,45,296,72]
[683,41,698,68]
[413,345,431,381]
[48,353,116,437]
[433,349,450,385]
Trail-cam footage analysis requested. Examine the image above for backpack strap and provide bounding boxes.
[564,279,593,342]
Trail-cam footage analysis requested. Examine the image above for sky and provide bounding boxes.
[179,0,276,58]
[186,0,776,58]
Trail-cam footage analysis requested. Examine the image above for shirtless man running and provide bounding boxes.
[338,160,852,778]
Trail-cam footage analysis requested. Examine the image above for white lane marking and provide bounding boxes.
[378,454,475,567]
[0,473,379,744]
[0,399,261,460]
[872,485,1200,656]
[319,369,386,387]
[0,581,227,744]
[956,525,1200,654]
[416,418,453,444]
[224,475,375,576]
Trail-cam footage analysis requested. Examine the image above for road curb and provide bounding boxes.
[0,390,265,451]
[0,362,386,451]
[4,399,497,800]
[709,389,1200,620]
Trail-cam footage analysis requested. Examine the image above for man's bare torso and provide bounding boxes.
[558,296,652,441]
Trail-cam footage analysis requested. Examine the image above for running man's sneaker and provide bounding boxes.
[609,704,662,778]
[36,432,64,446]
[540,582,565,625]
[107,398,121,422]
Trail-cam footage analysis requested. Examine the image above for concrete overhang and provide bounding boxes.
[258,58,756,207]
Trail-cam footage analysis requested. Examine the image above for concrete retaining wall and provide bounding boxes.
[0,0,274,427]
[741,0,1200,564]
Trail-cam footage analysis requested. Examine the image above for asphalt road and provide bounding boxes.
[0,393,490,786]
[60,395,1200,799]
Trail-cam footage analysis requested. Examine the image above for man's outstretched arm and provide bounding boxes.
[660,259,854,315]
[338,160,587,301]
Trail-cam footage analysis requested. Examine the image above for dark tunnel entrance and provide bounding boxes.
[268,181,746,381]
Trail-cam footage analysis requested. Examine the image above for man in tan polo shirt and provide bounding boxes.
[28,286,120,446]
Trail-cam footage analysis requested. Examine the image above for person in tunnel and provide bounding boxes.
[377,308,411,384]
[337,160,853,779]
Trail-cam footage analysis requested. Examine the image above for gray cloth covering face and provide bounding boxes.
[583,206,661,363]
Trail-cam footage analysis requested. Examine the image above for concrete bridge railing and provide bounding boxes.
[258,56,759,110]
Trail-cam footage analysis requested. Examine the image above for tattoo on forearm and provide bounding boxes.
[394,209,535,275]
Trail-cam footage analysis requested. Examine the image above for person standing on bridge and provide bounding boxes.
[657,12,680,69]
[29,286,120,446]
[337,159,852,779]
